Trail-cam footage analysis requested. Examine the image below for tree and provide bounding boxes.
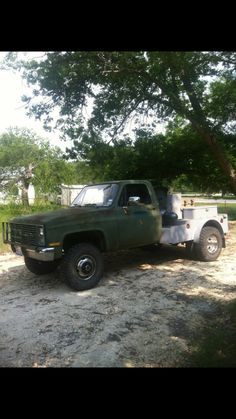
[0,128,77,205]
[163,124,235,194]
[67,133,137,181]
[33,156,80,196]
[66,125,236,194]
[11,51,236,193]
[0,128,42,205]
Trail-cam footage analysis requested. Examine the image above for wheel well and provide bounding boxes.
[63,231,106,253]
[202,220,225,247]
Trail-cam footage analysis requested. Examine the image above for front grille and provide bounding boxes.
[10,223,40,246]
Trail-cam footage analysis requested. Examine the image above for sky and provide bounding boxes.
[0,52,71,151]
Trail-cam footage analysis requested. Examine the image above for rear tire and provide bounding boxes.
[24,256,59,275]
[61,243,103,291]
[186,241,196,259]
[194,226,222,261]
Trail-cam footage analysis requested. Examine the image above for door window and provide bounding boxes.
[118,184,151,206]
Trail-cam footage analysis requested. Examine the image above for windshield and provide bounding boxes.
[71,183,119,207]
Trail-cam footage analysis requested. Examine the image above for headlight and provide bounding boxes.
[38,226,45,245]
[39,227,44,236]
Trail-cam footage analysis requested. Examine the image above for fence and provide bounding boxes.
[61,185,85,206]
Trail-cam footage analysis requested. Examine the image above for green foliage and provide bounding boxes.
[7,51,236,193]
[67,125,235,194]
[0,127,85,203]
[207,78,236,129]
[34,160,75,194]
[12,51,235,137]
[0,127,40,165]
[164,124,236,193]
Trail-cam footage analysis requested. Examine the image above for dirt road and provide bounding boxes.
[1,222,236,367]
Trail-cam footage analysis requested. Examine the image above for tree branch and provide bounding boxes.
[180,71,206,124]
[108,98,146,143]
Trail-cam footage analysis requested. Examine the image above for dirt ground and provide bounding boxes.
[1,222,236,368]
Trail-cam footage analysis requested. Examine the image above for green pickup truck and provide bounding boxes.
[2,180,228,291]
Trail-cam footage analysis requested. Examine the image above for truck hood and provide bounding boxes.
[10,206,104,226]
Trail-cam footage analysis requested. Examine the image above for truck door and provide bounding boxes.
[116,184,161,249]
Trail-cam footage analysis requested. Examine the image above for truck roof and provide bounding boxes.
[86,180,152,186]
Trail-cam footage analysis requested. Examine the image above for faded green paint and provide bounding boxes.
[4,180,162,257]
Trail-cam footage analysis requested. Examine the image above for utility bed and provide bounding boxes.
[182,206,218,219]
[159,206,228,245]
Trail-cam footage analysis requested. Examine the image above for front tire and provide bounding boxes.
[61,243,104,291]
[194,226,223,261]
[24,256,59,275]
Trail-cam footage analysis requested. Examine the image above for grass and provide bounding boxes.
[216,204,236,221]
[0,203,61,252]
[186,299,236,368]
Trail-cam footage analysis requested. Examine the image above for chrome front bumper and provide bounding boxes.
[25,247,55,261]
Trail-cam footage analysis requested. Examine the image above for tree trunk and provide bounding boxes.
[20,163,35,206]
[180,73,236,195]
[21,183,30,206]
[190,122,236,195]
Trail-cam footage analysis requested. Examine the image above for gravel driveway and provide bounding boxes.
[1,222,236,368]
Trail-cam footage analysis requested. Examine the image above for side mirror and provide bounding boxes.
[162,211,178,226]
[128,196,141,205]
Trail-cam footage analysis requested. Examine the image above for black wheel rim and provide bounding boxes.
[76,255,96,280]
